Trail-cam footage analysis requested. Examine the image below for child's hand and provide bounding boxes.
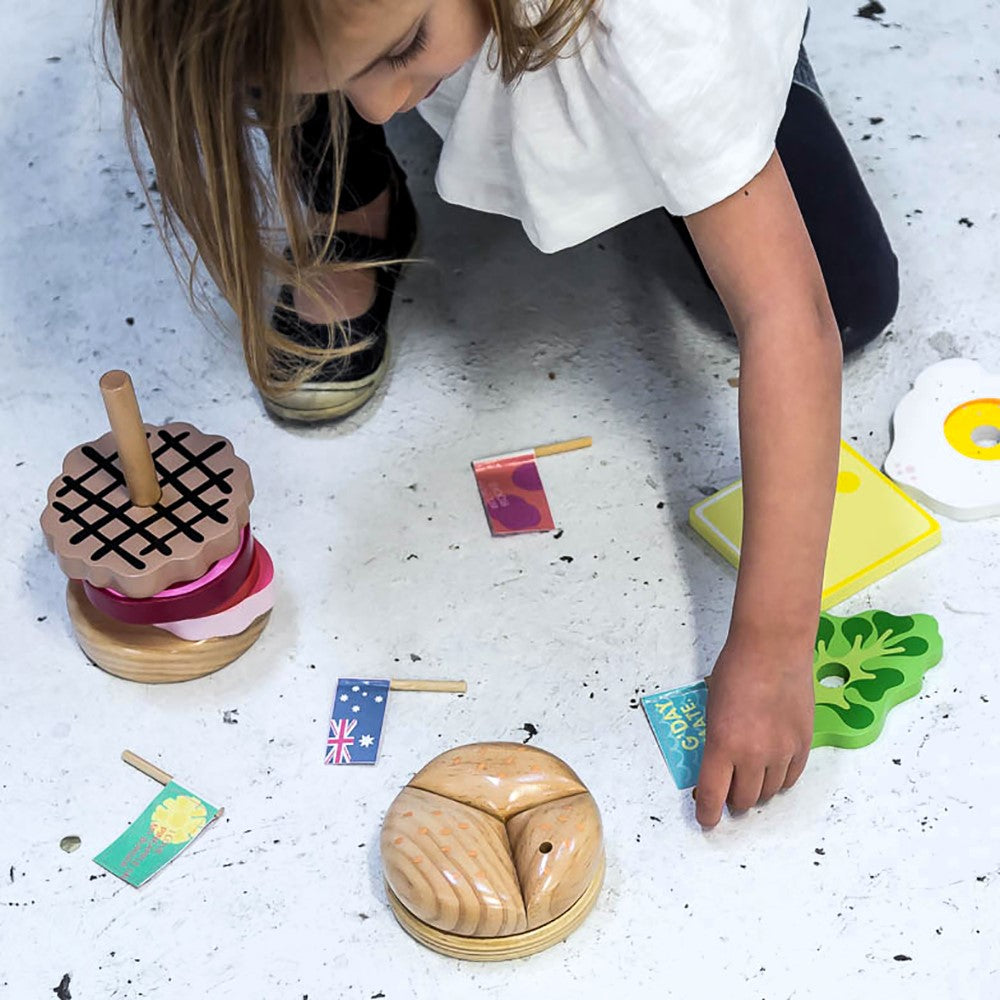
[695,630,815,828]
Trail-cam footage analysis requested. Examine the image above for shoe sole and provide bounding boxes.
[261,338,391,422]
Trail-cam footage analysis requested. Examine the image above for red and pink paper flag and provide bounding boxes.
[472,451,556,536]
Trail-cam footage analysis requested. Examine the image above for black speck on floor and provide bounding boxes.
[8,865,12,882]
[815,847,826,856]
[553,528,564,539]
[37,615,46,622]
[409,653,421,662]
[53,974,72,999]
[358,912,371,920]
[372,993,386,999]
[856,1,885,19]
[893,954,912,962]
[958,217,974,227]
[46,55,62,62]
[521,723,538,743]
[869,116,884,124]
[222,709,239,724]
[892,758,901,765]
[559,555,574,563]
[406,553,418,561]
[125,316,135,325]
[650,815,662,823]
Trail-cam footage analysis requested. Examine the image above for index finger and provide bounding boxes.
[694,745,734,828]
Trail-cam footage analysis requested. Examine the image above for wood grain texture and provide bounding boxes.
[384,858,605,961]
[408,742,588,821]
[388,679,467,693]
[381,786,527,937]
[99,370,162,507]
[66,580,269,683]
[506,792,604,930]
[381,742,605,957]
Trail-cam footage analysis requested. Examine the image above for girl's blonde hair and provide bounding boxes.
[103,1,597,394]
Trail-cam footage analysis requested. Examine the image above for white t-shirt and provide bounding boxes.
[417,0,808,253]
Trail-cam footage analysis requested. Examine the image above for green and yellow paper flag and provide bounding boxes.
[94,780,221,887]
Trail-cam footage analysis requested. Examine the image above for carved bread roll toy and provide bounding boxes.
[381,742,605,961]
[40,371,274,683]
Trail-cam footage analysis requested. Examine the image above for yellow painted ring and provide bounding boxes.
[944,397,1000,461]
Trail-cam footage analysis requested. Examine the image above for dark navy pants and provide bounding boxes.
[668,52,899,354]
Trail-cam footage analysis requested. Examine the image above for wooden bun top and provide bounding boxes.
[409,742,589,820]
[381,742,604,938]
[40,422,253,599]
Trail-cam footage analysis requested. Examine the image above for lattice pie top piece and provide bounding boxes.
[41,422,253,599]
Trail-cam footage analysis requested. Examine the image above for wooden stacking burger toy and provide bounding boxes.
[381,742,605,961]
[40,371,273,683]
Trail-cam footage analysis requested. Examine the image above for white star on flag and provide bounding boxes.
[339,694,348,701]
[375,695,384,703]
[351,705,361,713]
[351,685,360,692]
[359,734,374,748]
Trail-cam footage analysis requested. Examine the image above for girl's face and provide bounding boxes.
[294,0,490,124]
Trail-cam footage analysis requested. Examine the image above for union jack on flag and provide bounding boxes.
[324,678,391,765]
[325,717,357,765]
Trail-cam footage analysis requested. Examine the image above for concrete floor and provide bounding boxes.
[2,1,998,997]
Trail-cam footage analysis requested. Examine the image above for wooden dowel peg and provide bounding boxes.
[99,370,162,507]
[533,436,593,458]
[389,679,467,694]
[121,750,172,785]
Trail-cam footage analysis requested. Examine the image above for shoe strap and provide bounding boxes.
[315,229,399,266]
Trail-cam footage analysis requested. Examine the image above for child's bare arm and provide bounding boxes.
[683,151,843,828]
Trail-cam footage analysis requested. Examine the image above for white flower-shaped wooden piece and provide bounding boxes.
[885,358,1000,519]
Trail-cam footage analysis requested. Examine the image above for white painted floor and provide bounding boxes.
[2,2,998,997]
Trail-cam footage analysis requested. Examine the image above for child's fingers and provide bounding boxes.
[727,763,765,813]
[694,749,734,828]
[759,762,789,802]
[782,751,809,790]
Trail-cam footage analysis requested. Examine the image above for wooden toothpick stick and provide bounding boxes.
[121,750,172,785]
[99,370,162,507]
[533,436,593,458]
[389,679,467,694]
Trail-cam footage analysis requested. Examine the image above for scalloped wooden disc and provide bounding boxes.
[41,422,253,599]
[66,580,269,683]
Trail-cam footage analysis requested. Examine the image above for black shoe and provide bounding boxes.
[263,153,418,421]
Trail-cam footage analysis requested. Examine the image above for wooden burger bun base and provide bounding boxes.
[66,580,270,684]
[385,858,605,962]
[381,742,605,961]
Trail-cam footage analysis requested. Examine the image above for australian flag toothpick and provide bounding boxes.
[325,678,390,765]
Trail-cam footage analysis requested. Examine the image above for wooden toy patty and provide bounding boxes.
[40,372,271,684]
[41,421,253,599]
[381,742,604,961]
